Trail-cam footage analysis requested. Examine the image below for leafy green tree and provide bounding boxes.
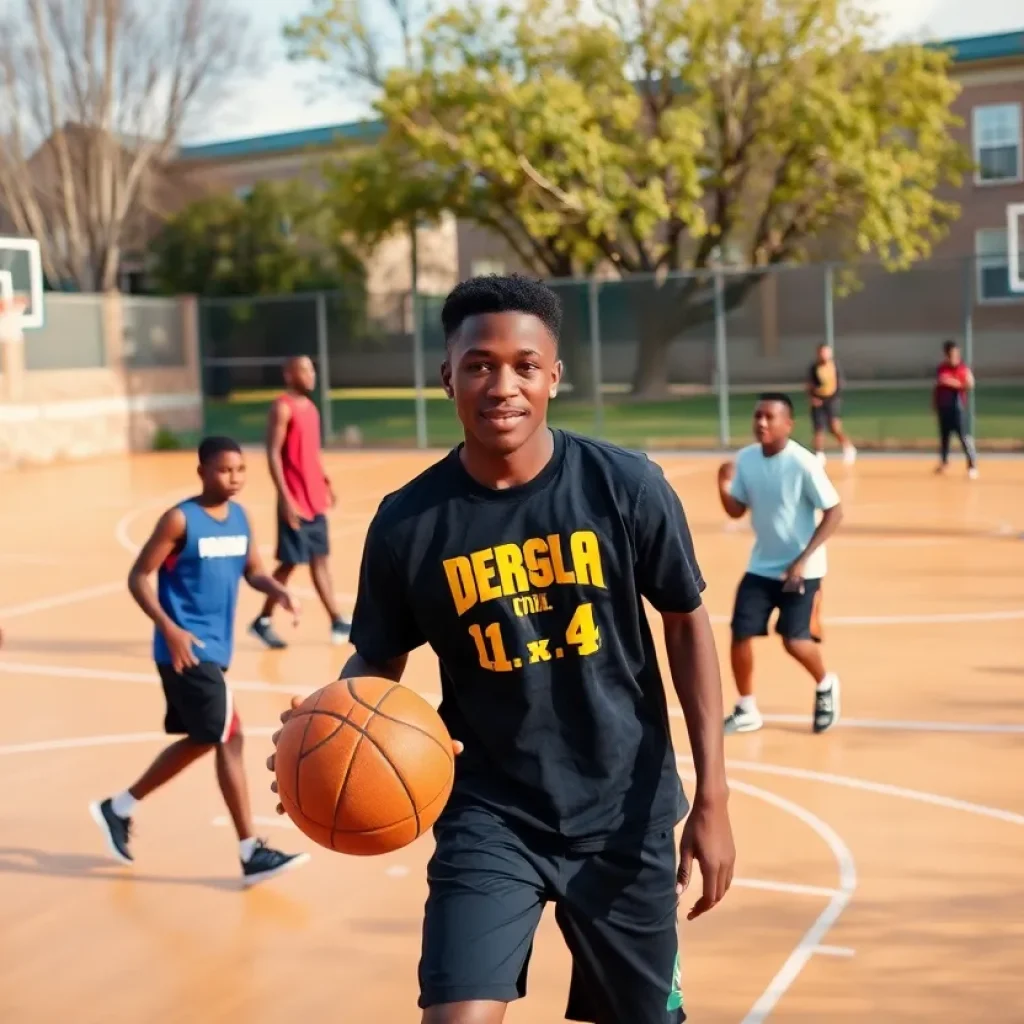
[150,180,366,299]
[288,0,969,397]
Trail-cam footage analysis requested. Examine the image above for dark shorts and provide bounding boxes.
[156,661,239,744]
[418,807,685,1023]
[811,395,841,431]
[731,572,823,642]
[275,512,329,566]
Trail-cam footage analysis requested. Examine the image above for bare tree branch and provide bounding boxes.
[0,0,257,291]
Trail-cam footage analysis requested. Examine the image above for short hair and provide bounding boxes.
[198,435,242,464]
[756,392,795,415]
[441,273,562,345]
[943,339,959,355]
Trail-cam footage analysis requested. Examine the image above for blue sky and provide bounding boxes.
[185,0,1023,145]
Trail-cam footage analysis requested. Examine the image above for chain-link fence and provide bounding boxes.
[198,255,1024,452]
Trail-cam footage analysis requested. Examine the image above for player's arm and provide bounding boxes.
[717,460,747,519]
[243,523,300,617]
[127,508,200,671]
[784,462,844,586]
[265,399,300,527]
[635,463,735,920]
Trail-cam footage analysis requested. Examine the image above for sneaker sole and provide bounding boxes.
[725,719,764,735]
[330,632,350,647]
[242,852,311,889]
[88,801,133,866]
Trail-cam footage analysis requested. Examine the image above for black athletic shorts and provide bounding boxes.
[418,806,685,1023]
[730,572,823,643]
[276,512,329,565]
[811,395,841,431]
[157,661,238,744]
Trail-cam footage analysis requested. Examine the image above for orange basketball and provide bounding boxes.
[274,677,455,855]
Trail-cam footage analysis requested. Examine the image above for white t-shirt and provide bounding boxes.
[728,440,840,580]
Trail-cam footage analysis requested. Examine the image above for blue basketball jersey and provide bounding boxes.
[153,498,251,669]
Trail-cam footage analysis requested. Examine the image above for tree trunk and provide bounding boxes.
[627,271,766,398]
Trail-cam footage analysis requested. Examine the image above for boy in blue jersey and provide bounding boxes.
[90,436,310,887]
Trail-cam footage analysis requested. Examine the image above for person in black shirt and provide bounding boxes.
[266,274,735,1024]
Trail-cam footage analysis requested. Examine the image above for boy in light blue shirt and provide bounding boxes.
[716,393,845,735]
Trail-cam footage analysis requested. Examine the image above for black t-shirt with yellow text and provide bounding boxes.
[349,429,706,851]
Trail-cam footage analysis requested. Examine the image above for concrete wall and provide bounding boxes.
[0,293,202,470]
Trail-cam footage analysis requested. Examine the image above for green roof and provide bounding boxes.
[179,30,1024,163]
[178,119,383,161]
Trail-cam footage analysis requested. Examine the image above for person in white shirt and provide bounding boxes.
[717,393,845,735]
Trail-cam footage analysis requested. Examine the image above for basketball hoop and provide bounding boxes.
[0,295,27,346]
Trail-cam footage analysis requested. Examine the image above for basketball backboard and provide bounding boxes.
[0,236,44,328]
[1008,203,1024,295]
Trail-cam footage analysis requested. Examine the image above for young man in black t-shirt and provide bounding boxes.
[266,275,735,1024]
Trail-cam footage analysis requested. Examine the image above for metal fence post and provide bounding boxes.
[713,269,730,448]
[410,221,428,449]
[962,255,976,436]
[587,277,604,438]
[824,264,835,353]
[315,292,333,443]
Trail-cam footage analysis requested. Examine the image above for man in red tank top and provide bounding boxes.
[248,356,351,647]
[933,340,978,479]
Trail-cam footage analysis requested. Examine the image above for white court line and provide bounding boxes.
[679,764,857,1024]
[667,707,1024,735]
[3,661,1024,738]
[731,878,844,900]
[0,661,314,697]
[814,945,856,958]
[704,608,1024,627]
[0,582,125,620]
[724,758,1024,828]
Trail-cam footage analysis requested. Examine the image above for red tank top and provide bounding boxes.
[278,393,328,520]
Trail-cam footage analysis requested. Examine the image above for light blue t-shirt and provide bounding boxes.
[728,441,840,580]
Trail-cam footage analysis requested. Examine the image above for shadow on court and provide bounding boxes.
[0,846,243,892]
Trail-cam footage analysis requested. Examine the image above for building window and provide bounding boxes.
[972,103,1022,183]
[976,227,1023,302]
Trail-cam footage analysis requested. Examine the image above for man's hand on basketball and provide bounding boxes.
[266,696,464,816]
[677,796,735,921]
[162,623,204,673]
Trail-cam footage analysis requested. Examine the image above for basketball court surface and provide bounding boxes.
[1,449,1022,1024]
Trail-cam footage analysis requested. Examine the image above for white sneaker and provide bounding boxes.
[968,467,979,480]
[724,704,764,734]
[842,445,857,465]
[813,675,841,734]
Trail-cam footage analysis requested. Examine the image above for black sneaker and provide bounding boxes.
[249,616,287,650]
[241,839,310,887]
[89,798,133,864]
[813,675,841,734]
[331,617,351,646]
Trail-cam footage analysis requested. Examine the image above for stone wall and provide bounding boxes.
[0,293,201,470]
